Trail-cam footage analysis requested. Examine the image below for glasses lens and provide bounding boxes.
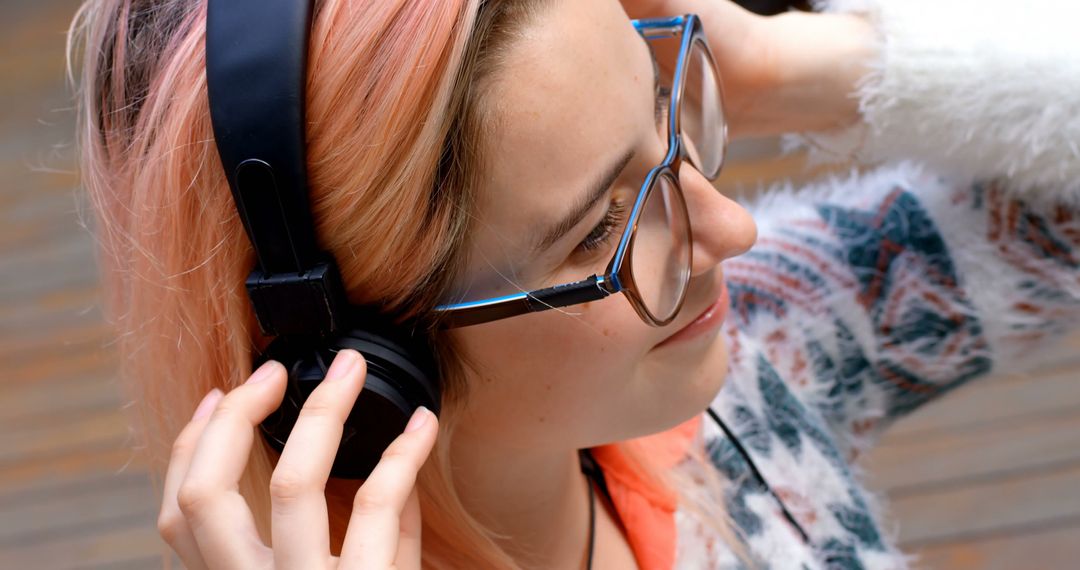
[629,171,691,322]
[680,40,726,179]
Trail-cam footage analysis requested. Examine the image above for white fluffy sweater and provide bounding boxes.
[670,0,1080,567]
[802,0,1080,199]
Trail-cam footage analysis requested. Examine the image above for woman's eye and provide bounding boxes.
[573,199,628,258]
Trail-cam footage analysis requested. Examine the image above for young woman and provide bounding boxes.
[68,0,1079,567]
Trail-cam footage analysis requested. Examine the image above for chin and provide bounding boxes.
[631,332,730,438]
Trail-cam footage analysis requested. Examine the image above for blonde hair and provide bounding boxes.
[66,0,743,567]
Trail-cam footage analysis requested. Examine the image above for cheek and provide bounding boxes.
[448,295,648,445]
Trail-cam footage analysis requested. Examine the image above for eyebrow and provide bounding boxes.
[531,47,662,255]
[533,147,636,254]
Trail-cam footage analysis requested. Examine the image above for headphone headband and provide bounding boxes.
[205,0,442,479]
[206,0,347,337]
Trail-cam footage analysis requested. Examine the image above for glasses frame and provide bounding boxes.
[434,14,728,328]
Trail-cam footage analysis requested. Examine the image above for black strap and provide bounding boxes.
[206,0,350,337]
[206,0,318,275]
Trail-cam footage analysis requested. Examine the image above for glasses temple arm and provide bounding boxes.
[437,275,613,329]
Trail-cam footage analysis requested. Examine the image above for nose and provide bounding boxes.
[680,164,757,276]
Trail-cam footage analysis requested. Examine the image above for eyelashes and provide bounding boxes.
[575,198,629,255]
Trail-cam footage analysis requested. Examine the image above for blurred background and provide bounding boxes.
[2,1,1079,568]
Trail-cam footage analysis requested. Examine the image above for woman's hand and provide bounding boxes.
[157,349,438,569]
[621,0,878,138]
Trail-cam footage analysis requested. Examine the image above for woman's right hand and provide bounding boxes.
[621,0,879,139]
[156,349,439,569]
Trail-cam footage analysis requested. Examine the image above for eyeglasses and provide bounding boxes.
[435,14,727,328]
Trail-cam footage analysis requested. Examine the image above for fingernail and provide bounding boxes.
[193,388,223,420]
[246,360,279,385]
[405,406,429,433]
[326,349,361,382]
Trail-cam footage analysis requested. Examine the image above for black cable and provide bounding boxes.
[585,476,596,570]
[579,449,602,569]
[579,405,816,567]
[707,407,811,544]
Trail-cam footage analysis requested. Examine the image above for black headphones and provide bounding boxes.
[204,0,441,479]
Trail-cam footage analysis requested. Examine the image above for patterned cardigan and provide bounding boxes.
[593,0,1080,567]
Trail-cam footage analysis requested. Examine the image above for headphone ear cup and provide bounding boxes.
[256,331,439,479]
[334,328,440,413]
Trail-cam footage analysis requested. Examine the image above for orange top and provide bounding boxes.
[589,415,702,570]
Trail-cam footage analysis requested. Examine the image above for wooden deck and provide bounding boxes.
[2,2,1078,568]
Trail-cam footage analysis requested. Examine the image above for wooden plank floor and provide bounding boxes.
[2,2,1078,568]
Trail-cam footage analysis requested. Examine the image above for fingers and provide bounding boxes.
[339,406,438,568]
[160,352,434,570]
[158,388,223,570]
[270,349,368,569]
[177,360,287,568]
[393,486,423,570]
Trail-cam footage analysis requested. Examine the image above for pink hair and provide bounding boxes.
[66,0,742,567]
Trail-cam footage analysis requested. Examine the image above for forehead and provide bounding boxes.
[466,0,651,272]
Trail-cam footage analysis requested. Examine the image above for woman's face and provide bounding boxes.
[447,0,757,451]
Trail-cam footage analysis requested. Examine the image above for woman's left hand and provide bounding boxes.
[620,0,878,139]
[157,351,438,569]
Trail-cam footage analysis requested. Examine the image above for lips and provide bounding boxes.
[654,278,730,348]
